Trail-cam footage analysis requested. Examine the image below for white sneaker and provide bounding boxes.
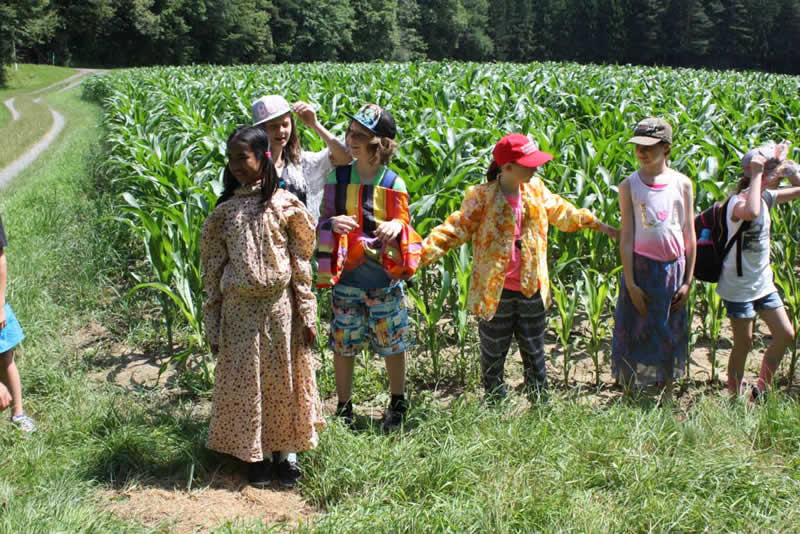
[10,414,37,432]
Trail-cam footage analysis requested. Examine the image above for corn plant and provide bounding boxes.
[580,269,612,387]
[552,279,582,387]
[408,266,452,383]
[702,284,726,384]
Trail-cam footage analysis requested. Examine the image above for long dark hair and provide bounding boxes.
[218,126,279,205]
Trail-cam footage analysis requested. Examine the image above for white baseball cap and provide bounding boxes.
[251,95,291,126]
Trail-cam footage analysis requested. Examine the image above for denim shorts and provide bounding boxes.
[329,282,412,357]
[723,291,783,319]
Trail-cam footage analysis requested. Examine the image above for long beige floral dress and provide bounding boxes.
[200,185,325,462]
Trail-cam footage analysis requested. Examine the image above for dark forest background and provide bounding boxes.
[2,0,798,85]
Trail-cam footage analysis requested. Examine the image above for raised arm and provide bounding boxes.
[732,155,765,221]
[294,102,351,166]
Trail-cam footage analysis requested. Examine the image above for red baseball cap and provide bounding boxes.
[492,133,553,168]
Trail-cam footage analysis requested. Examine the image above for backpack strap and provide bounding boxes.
[720,197,751,277]
[380,169,398,189]
[335,165,352,184]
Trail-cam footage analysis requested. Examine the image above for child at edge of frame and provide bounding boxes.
[0,214,36,432]
[718,145,800,403]
[418,133,618,401]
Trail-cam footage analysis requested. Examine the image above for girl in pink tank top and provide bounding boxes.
[612,118,696,400]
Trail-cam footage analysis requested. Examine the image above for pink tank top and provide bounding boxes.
[630,170,685,262]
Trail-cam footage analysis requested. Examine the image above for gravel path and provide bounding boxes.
[3,98,20,121]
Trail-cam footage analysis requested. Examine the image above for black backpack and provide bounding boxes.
[694,197,750,283]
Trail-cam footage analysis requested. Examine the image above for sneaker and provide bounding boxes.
[246,460,272,488]
[335,400,354,428]
[276,459,302,488]
[380,398,408,431]
[749,385,766,406]
[10,414,36,433]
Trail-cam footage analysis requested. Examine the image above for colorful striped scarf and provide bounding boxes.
[316,182,422,288]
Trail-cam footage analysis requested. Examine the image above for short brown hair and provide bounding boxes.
[365,136,397,166]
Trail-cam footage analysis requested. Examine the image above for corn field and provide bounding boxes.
[82,62,800,389]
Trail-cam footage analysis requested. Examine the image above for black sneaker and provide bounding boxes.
[276,459,302,488]
[246,460,271,488]
[335,400,354,428]
[750,385,766,405]
[381,398,408,431]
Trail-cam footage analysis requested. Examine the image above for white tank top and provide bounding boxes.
[630,170,685,262]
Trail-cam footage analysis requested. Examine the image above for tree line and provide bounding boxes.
[1,0,798,85]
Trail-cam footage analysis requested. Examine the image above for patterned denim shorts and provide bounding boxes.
[329,282,412,357]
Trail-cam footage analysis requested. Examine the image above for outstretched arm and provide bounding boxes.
[420,186,485,267]
[199,211,228,353]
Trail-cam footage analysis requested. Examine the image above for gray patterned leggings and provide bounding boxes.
[478,289,547,396]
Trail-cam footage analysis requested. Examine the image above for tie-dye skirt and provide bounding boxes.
[611,254,688,388]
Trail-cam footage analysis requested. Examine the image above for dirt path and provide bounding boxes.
[0,68,101,189]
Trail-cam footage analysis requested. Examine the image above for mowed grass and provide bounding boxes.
[0,64,77,127]
[0,95,55,168]
[0,72,798,533]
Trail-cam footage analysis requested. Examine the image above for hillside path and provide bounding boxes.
[0,68,102,189]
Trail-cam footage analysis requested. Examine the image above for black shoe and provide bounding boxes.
[246,460,271,488]
[335,400,354,428]
[276,459,302,488]
[381,398,408,431]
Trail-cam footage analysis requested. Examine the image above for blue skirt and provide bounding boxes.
[612,254,688,387]
[0,303,25,353]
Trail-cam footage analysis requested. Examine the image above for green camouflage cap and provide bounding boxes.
[628,117,672,146]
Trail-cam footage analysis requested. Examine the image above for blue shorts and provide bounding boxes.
[329,282,412,358]
[723,292,783,319]
[0,303,25,354]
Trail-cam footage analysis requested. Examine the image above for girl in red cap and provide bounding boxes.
[612,118,695,402]
[420,133,617,399]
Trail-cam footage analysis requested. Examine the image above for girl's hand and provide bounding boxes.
[627,283,651,318]
[304,325,317,345]
[670,283,690,312]
[331,215,359,234]
[749,154,767,176]
[293,102,318,128]
[0,306,5,331]
[375,219,403,243]
[596,222,620,241]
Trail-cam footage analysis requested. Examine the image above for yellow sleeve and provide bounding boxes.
[541,182,597,232]
[200,208,228,348]
[420,185,485,267]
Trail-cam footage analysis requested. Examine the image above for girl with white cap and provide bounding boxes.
[251,95,351,220]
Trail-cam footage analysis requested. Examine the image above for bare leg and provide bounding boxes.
[756,307,795,391]
[0,350,23,417]
[334,353,355,403]
[384,352,406,395]
[727,318,754,396]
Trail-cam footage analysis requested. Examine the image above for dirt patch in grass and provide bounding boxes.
[101,470,315,533]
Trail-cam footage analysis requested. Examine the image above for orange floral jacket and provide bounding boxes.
[420,179,598,320]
